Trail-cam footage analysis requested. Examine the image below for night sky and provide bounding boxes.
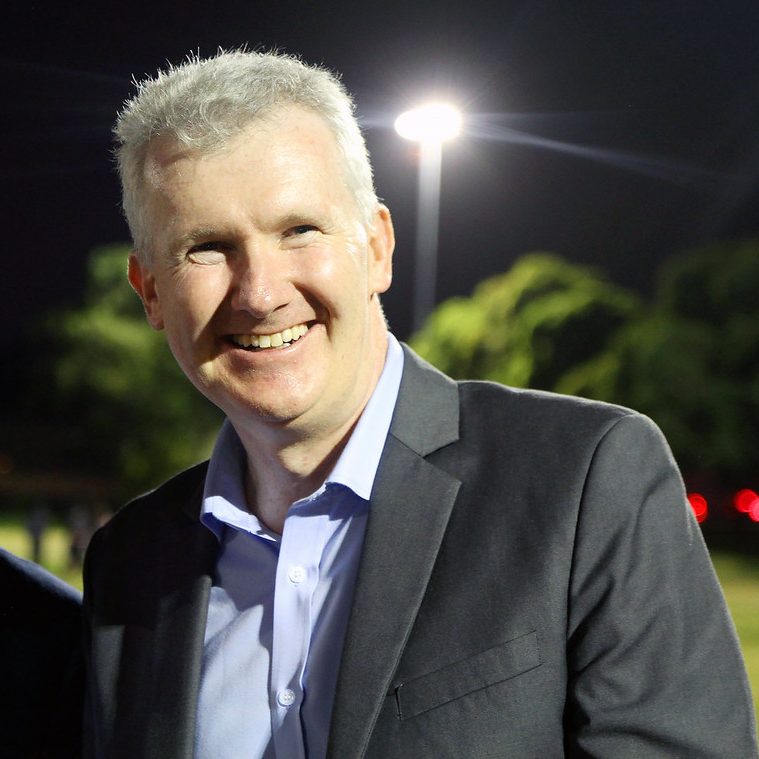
[3,0,759,349]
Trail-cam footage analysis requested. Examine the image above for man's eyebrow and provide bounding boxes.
[172,227,223,248]
[265,210,318,227]
[273,210,334,231]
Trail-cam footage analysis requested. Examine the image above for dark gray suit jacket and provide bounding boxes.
[84,346,758,757]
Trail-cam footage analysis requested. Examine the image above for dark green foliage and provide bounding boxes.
[561,239,759,479]
[410,253,640,390]
[411,242,759,482]
[49,245,223,498]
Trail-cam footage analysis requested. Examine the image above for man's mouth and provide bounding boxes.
[229,323,310,351]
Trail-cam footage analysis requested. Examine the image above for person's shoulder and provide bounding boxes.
[461,383,675,474]
[400,344,638,431]
[129,459,209,508]
[95,460,209,541]
[84,460,211,590]
[458,378,639,433]
[399,344,648,449]
[459,379,633,412]
[0,548,81,617]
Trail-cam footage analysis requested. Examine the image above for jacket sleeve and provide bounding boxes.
[564,413,758,757]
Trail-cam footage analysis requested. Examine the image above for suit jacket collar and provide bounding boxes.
[328,345,462,758]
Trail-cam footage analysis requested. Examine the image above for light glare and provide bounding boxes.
[395,103,462,144]
[733,489,759,514]
[687,493,708,523]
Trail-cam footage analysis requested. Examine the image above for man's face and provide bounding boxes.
[128,106,394,441]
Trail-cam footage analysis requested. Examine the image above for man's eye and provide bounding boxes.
[187,243,227,264]
[286,224,319,237]
[282,224,320,248]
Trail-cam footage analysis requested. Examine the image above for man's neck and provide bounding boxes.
[238,419,359,534]
[232,333,389,534]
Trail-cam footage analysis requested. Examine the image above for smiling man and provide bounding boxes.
[128,106,393,534]
[83,51,758,758]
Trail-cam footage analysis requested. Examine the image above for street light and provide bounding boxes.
[395,103,462,332]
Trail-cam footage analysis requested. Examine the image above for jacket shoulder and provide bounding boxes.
[0,548,82,615]
[106,461,207,531]
[454,381,664,473]
[83,461,213,614]
[399,342,639,438]
[397,343,648,459]
[459,379,637,427]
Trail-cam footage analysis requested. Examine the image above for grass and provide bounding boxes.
[0,515,83,589]
[1,517,757,725]
[710,551,759,726]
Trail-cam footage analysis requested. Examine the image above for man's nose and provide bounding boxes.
[229,245,293,318]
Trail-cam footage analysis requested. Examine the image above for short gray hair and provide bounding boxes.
[114,49,378,259]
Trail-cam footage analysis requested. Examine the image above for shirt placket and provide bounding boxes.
[269,501,327,758]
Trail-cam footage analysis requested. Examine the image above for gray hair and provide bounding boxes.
[114,49,378,259]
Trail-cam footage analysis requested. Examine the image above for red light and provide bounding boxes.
[734,489,759,514]
[750,500,759,523]
[687,493,708,523]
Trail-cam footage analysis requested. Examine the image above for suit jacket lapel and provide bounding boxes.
[137,517,216,758]
[328,347,461,758]
[93,466,217,759]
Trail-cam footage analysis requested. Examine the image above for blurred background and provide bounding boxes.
[1,0,757,719]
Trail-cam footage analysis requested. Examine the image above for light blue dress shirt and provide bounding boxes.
[195,334,404,759]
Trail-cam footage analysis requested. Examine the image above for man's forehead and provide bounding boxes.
[139,106,363,239]
[142,105,336,183]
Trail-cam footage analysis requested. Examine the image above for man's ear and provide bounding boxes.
[368,204,394,296]
[127,253,165,330]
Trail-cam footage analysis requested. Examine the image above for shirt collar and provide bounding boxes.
[325,332,403,499]
[200,333,404,539]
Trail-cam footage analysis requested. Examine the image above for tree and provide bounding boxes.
[409,253,640,391]
[562,239,759,481]
[47,244,223,498]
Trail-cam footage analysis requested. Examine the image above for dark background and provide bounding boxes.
[3,0,759,347]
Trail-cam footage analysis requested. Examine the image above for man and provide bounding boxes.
[1,547,84,758]
[83,50,758,758]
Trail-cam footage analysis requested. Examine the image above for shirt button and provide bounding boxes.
[277,688,296,707]
[288,565,306,584]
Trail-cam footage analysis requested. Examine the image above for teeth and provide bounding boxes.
[232,323,309,350]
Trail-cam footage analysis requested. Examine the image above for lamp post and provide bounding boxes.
[395,103,462,332]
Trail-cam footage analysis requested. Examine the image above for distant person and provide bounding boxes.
[1,548,84,758]
[25,504,48,564]
[83,50,758,757]
[67,503,93,567]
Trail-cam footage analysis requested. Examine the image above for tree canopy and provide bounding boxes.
[47,244,223,498]
[410,252,640,390]
[562,239,759,480]
[411,242,759,483]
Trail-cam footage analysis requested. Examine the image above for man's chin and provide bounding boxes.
[217,392,314,429]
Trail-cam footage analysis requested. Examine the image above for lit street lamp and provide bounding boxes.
[395,103,462,332]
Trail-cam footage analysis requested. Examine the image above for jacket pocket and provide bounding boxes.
[394,630,541,720]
